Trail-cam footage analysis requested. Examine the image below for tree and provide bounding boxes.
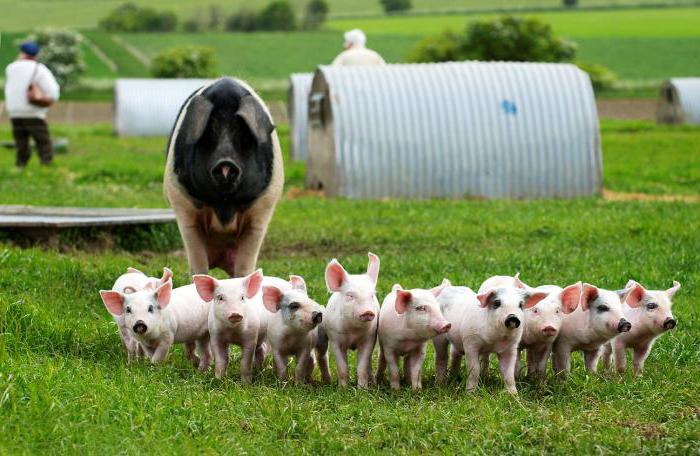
[257,1,296,31]
[380,0,411,14]
[303,0,329,30]
[151,45,218,78]
[27,29,86,87]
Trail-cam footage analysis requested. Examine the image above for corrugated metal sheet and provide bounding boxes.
[114,79,211,136]
[288,73,313,161]
[307,61,602,200]
[657,78,700,125]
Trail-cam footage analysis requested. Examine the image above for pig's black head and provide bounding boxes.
[171,78,275,224]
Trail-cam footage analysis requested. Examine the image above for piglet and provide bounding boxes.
[518,283,581,379]
[262,275,329,383]
[552,283,634,374]
[109,267,172,362]
[193,269,266,382]
[319,253,381,387]
[100,278,211,371]
[477,273,529,294]
[602,280,680,375]
[377,282,451,390]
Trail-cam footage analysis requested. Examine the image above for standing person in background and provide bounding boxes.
[4,41,60,168]
[332,29,386,66]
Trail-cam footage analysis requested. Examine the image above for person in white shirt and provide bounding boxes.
[331,29,386,67]
[5,41,60,167]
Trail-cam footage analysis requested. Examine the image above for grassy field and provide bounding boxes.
[0,121,698,452]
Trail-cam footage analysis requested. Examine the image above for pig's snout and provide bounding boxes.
[312,311,323,326]
[663,317,676,330]
[211,159,240,185]
[228,312,244,323]
[435,322,452,334]
[541,325,557,337]
[504,314,521,329]
[358,311,376,322]
[132,321,147,334]
[617,318,632,333]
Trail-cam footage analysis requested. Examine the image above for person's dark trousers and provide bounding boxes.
[11,118,53,167]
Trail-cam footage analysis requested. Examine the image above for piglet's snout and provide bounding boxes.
[358,311,376,322]
[504,314,521,329]
[132,320,147,334]
[312,311,323,326]
[541,325,557,337]
[663,317,676,330]
[617,318,632,333]
[434,321,451,334]
[228,312,244,323]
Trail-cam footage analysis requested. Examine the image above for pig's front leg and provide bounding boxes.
[150,339,173,364]
[240,343,256,383]
[433,336,449,384]
[356,337,375,388]
[408,345,427,390]
[272,349,289,381]
[211,337,230,379]
[331,341,349,387]
[632,343,652,376]
[175,215,210,276]
[233,220,268,278]
[384,348,402,390]
[583,348,602,373]
[464,347,481,392]
[613,339,627,373]
[498,348,518,395]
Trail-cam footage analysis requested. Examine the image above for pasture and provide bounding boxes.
[0,120,699,452]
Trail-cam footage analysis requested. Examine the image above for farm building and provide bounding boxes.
[657,78,700,125]
[306,62,602,200]
[288,73,314,161]
[114,79,209,136]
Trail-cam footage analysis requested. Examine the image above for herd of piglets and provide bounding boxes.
[99,253,681,394]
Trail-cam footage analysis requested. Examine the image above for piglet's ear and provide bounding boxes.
[667,281,681,299]
[289,275,307,294]
[513,272,528,290]
[476,290,494,308]
[523,292,548,310]
[236,95,275,145]
[127,267,144,275]
[325,259,348,293]
[431,278,451,298]
[624,280,645,308]
[193,275,218,302]
[181,94,214,145]
[560,282,582,314]
[100,290,125,316]
[160,267,173,285]
[155,280,172,309]
[395,290,412,314]
[245,269,264,299]
[262,286,283,313]
[581,283,598,311]
[366,252,380,286]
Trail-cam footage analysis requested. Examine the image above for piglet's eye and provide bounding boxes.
[345,294,354,302]
[598,305,610,312]
[519,301,524,309]
[148,305,154,313]
[289,302,301,311]
[415,305,427,312]
[125,306,132,314]
[646,303,658,310]
[492,300,501,309]
[217,294,225,302]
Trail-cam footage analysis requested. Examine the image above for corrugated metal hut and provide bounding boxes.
[657,78,700,125]
[114,79,210,136]
[288,73,314,161]
[306,62,602,199]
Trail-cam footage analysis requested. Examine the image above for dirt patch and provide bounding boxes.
[597,99,656,120]
[284,187,325,199]
[603,189,700,203]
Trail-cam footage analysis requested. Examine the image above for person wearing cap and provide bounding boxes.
[4,41,60,168]
[332,29,386,66]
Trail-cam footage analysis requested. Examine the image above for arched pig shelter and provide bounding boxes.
[306,62,602,199]
[657,78,700,125]
[288,73,314,161]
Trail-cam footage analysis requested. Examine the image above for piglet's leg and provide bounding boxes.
[196,337,211,373]
[356,338,375,388]
[464,347,481,393]
[315,346,331,384]
[433,336,449,384]
[384,348,401,390]
[294,347,312,384]
[185,341,200,368]
[601,343,613,371]
[240,343,256,383]
[498,348,518,395]
[409,346,427,390]
[632,343,652,376]
[613,339,627,374]
[212,337,230,379]
[331,342,349,387]
[376,346,387,383]
[583,348,602,373]
[449,346,463,379]
[150,340,173,364]
[551,344,571,375]
[273,350,289,382]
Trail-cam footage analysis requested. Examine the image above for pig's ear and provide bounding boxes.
[155,280,172,309]
[244,269,264,299]
[127,267,144,275]
[431,278,451,297]
[667,281,681,300]
[395,290,412,314]
[366,252,380,286]
[325,259,348,293]
[523,292,548,310]
[513,272,527,290]
[193,274,219,302]
[236,95,275,145]
[289,275,307,294]
[100,290,125,316]
[560,282,582,314]
[262,286,283,313]
[581,284,598,311]
[160,267,173,285]
[476,290,495,308]
[624,280,645,308]
[181,94,214,145]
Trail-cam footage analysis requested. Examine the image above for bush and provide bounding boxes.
[99,3,178,32]
[150,45,218,78]
[380,0,411,13]
[303,0,329,30]
[26,29,86,88]
[577,62,618,92]
[225,9,260,32]
[183,11,205,33]
[409,16,577,64]
[563,0,578,6]
[208,5,224,30]
[257,1,296,31]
